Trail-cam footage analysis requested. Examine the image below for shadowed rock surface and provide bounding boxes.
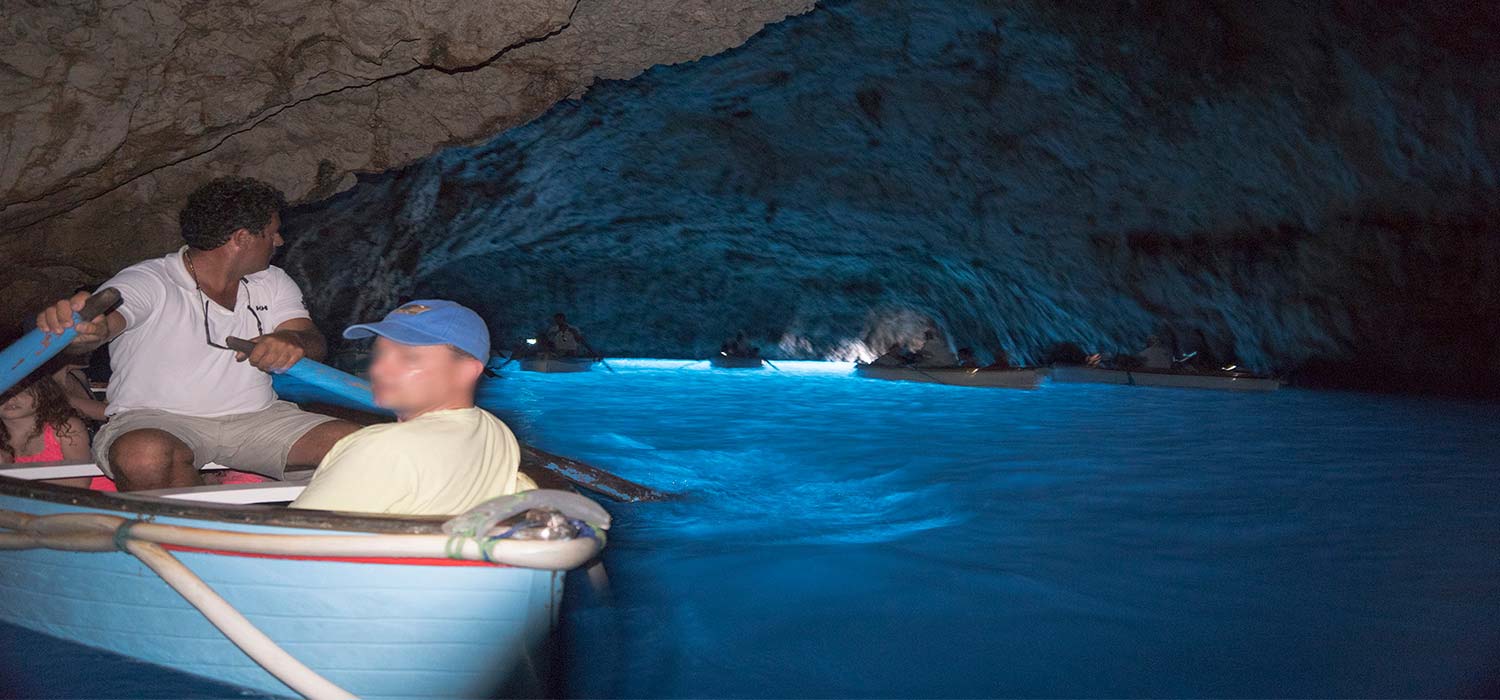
[281,0,1499,395]
[0,0,814,326]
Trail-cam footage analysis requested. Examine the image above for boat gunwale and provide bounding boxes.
[0,475,447,535]
[709,355,765,368]
[517,356,598,372]
[1049,364,1279,381]
[854,363,1046,375]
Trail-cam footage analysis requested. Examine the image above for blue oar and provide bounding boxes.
[0,288,122,397]
[225,336,390,415]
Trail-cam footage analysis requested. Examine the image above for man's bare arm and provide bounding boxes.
[241,317,328,372]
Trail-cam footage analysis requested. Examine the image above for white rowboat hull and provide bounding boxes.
[0,489,564,699]
[519,357,595,373]
[1049,365,1281,392]
[855,364,1044,389]
[709,356,764,369]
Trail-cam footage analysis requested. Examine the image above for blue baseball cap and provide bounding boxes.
[343,300,490,360]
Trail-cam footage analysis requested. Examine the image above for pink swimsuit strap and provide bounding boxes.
[12,423,65,464]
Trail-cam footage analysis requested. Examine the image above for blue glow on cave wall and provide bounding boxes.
[282,0,1499,394]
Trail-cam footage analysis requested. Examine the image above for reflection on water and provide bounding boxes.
[480,361,1500,698]
[3,361,1497,697]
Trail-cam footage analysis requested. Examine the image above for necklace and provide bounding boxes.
[184,247,240,312]
[184,249,231,304]
[183,248,202,289]
[183,249,204,289]
[184,249,263,349]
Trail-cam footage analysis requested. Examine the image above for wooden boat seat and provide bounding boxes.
[0,461,309,504]
[0,460,230,481]
[126,478,311,505]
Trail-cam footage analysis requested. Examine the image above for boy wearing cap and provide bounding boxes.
[291,300,535,515]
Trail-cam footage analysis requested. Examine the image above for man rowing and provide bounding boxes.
[870,343,909,367]
[1135,335,1173,370]
[721,330,760,358]
[912,329,958,368]
[540,312,596,358]
[291,300,535,515]
[34,177,359,491]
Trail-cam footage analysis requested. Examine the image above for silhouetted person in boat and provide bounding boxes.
[913,329,958,368]
[34,177,358,491]
[1183,330,1222,371]
[956,348,980,369]
[983,348,1013,370]
[292,300,535,515]
[1135,335,1172,370]
[540,313,596,358]
[871,344,908,367]
[1041,341,1088,366]
[721,331,759,358]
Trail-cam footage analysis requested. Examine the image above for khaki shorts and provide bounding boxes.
[94,401,337,480]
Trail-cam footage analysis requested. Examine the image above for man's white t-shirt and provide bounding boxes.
[100,247,311,417]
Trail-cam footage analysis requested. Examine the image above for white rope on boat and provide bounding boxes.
[0,497,606,700]
[0,511,602,569]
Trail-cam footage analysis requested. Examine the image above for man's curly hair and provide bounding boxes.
[178,177,287,250]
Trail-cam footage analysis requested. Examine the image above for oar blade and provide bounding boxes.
[524,446,671,503]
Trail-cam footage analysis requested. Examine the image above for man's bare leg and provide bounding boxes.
[287,420,361,469]
[110,429,197,491]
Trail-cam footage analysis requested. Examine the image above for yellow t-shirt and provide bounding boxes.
[291,407,536,516]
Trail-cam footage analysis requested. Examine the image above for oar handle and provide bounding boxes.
[224,336,258,354]
[77,287,123,323]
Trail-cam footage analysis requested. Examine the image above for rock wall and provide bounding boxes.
[281,0,1500,395]
[0,0,814,327]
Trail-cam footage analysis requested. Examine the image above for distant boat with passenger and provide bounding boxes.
[710,353,764,369]
[712,331,765,368]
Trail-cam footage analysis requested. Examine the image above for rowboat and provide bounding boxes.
[518,356,597,373]
[0,289,630,698]
[1049,365,1281,392]
[709,355,764,369]
[0,472,605,699]
[854,363,1045,389]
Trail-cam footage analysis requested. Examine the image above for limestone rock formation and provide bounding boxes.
[282,0,1499,394]
[0,0,814,328]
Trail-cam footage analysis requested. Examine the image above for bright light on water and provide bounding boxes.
[596,358,855,374]
[478,362,1500,698]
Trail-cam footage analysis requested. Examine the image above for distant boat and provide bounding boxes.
[1049,365,1281,392]
[710,354,764,369]
[0,477,603,699]
[519,355,597,373]
[854,363,1045,390]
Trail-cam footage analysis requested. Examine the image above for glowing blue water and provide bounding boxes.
[4,362,1497,697]
[482,361,1500,698]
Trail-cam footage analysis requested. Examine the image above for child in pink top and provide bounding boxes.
[1,373,93,487]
